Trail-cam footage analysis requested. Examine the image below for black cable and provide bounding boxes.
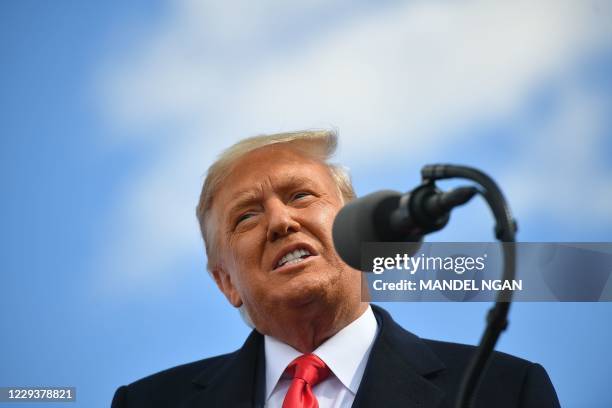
[421,164,517,408]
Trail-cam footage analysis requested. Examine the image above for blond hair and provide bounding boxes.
[196,129,355,271]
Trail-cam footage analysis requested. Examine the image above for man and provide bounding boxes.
[112,130,560,407]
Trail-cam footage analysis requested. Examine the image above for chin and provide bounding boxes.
[276,273,334,308]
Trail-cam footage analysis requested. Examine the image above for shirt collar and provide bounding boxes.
[264,305,378,400]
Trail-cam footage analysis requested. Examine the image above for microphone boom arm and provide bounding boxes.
[421,164,517,408]
[331,163,517,408]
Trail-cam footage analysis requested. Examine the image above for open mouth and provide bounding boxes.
[275,248,313,269]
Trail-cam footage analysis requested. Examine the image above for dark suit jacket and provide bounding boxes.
[111,305,560,407]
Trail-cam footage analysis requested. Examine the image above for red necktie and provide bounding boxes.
[282,354,331,408]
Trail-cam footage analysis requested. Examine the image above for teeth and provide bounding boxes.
[277,248,311,268]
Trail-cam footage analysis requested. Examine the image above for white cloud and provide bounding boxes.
[502,72,612,222]
[95,0,612,291]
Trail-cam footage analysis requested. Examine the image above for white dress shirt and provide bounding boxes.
[264,305,378,408]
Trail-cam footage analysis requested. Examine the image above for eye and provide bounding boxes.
[292,192,312,201]
[235,212,255,226]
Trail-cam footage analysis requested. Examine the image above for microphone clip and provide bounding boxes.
[390,181,478,240]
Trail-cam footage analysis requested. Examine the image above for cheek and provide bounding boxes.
[230,240,256,269]
[226,229,267,283]
[306,203,341,244]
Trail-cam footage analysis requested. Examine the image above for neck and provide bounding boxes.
[259,301,368,353]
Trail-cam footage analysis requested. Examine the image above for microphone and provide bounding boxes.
[332,182,477,270]
[331,164,516,408]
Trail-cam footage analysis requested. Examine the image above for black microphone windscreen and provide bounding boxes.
[332,190,401,270]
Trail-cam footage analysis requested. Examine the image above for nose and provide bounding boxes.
[266,199,301,242]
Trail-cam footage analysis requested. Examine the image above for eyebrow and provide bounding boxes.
[282,175,317,191]
[227,190,262,219]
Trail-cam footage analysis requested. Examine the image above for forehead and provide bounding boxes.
[212,144,335,208]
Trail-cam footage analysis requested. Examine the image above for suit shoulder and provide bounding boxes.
[423,338,532,371]
[129,351,236,389]
[421,339,559,407]
[421,338,534,391]
[371,306,559,406]
[112,352,237,408]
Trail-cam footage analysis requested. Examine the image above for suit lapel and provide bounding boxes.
[352,305,447,408]
[182,330,266,408]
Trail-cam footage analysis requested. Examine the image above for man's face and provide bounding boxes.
[210,144,361,331]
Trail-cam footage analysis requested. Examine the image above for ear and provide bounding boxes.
[211,265,243,308]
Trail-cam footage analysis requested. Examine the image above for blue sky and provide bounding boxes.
[1,1,612,407]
